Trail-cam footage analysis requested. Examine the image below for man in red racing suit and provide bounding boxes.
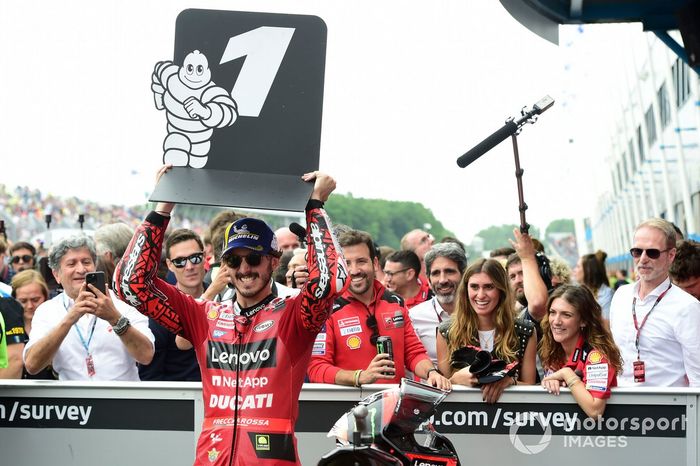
[114,169,347,465]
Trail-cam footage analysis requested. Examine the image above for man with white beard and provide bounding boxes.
[408,243,467,365]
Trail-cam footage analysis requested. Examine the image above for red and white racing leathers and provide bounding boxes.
[114,201,347,465]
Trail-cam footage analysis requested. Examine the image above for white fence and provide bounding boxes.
[0,381,697,465]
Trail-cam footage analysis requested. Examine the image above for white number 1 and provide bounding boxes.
[219,26,295,118]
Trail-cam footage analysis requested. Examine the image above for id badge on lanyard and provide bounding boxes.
[66,295,98,377]
[633,360,645,383]
[86,354,96,377]
[631,283,672,383]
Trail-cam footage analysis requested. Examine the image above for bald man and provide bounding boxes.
[275,227,301,252]
[400,229,434,276]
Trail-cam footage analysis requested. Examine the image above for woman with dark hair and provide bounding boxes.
[436,258,537,404]
[573,251,614,320]
[540,285,623,418]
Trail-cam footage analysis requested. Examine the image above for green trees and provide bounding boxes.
[473,224,542,251]
[545,218,575,236]
[325,194,454,248]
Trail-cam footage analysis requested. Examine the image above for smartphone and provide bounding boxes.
[85,271,106,296]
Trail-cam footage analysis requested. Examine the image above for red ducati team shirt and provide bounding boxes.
[548,334,617,399]
[403,277,433,309]
[307,280,431,384]
[115,203,347,465]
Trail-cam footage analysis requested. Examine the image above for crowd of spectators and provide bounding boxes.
[1,182,699,423]
[0,184,211,243]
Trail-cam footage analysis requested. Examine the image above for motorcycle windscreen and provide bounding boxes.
[387,379,449,435]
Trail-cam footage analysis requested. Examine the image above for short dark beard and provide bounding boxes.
[235,264,273,298]
[350,275,371,297]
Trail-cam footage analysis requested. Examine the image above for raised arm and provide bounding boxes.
[510,228,548,321]
[297,172,348,333]
[114,209,183,334]
[114,166,205,341]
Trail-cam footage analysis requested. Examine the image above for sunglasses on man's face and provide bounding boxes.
[224,253,264,269]
[11,255,33,264]
[629,248,672,259]
[170,252,204,268]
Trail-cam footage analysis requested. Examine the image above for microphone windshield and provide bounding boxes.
[289,222,306,242]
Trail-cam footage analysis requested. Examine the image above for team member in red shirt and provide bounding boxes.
[383,250,433,308]
[307,229,450,389]
[115,166,348,465]
[540,285,622,418]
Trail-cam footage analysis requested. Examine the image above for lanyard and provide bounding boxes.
[431,298,444,323]
[565,334,586,367]
[63,294,97,354]
[632,282,672,360]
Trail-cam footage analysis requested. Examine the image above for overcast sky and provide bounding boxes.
[0,1,640,241]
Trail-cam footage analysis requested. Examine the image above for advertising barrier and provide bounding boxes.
[0,381,697,465]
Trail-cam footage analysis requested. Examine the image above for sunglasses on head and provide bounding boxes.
[629,248,672,259]
[224,253,264,269]
[11,255,33,264]
[170,252,204,268]
[366,315,379,345]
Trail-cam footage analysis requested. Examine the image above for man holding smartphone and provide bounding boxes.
[23,235,154,381]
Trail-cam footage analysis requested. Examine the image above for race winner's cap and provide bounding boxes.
[221,218,281,258]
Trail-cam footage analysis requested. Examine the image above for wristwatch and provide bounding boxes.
[112,315,131,336]
[426,367,442,377]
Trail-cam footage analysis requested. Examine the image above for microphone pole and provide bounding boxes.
[456,95,554,233]
[512,132,528,234]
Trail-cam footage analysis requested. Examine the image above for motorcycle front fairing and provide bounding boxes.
[325,379,460,466]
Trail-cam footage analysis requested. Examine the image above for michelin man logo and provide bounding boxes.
[151,50,238,168]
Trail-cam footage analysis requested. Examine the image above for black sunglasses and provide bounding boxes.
[366,315,379,345]
[224,253,264,269]
[629,248,672,259]
[170,252,204,268]
[11,254,33,264]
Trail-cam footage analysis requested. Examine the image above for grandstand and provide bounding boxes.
[585,32,699,270]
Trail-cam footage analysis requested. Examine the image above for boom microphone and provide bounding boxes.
[456,95,555,168]
[289,222,307,245]
[456,120,518,168]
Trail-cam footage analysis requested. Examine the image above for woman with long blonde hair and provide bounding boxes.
[11,270,49,336]
[540,285,622,418]
[436,258,537,403]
